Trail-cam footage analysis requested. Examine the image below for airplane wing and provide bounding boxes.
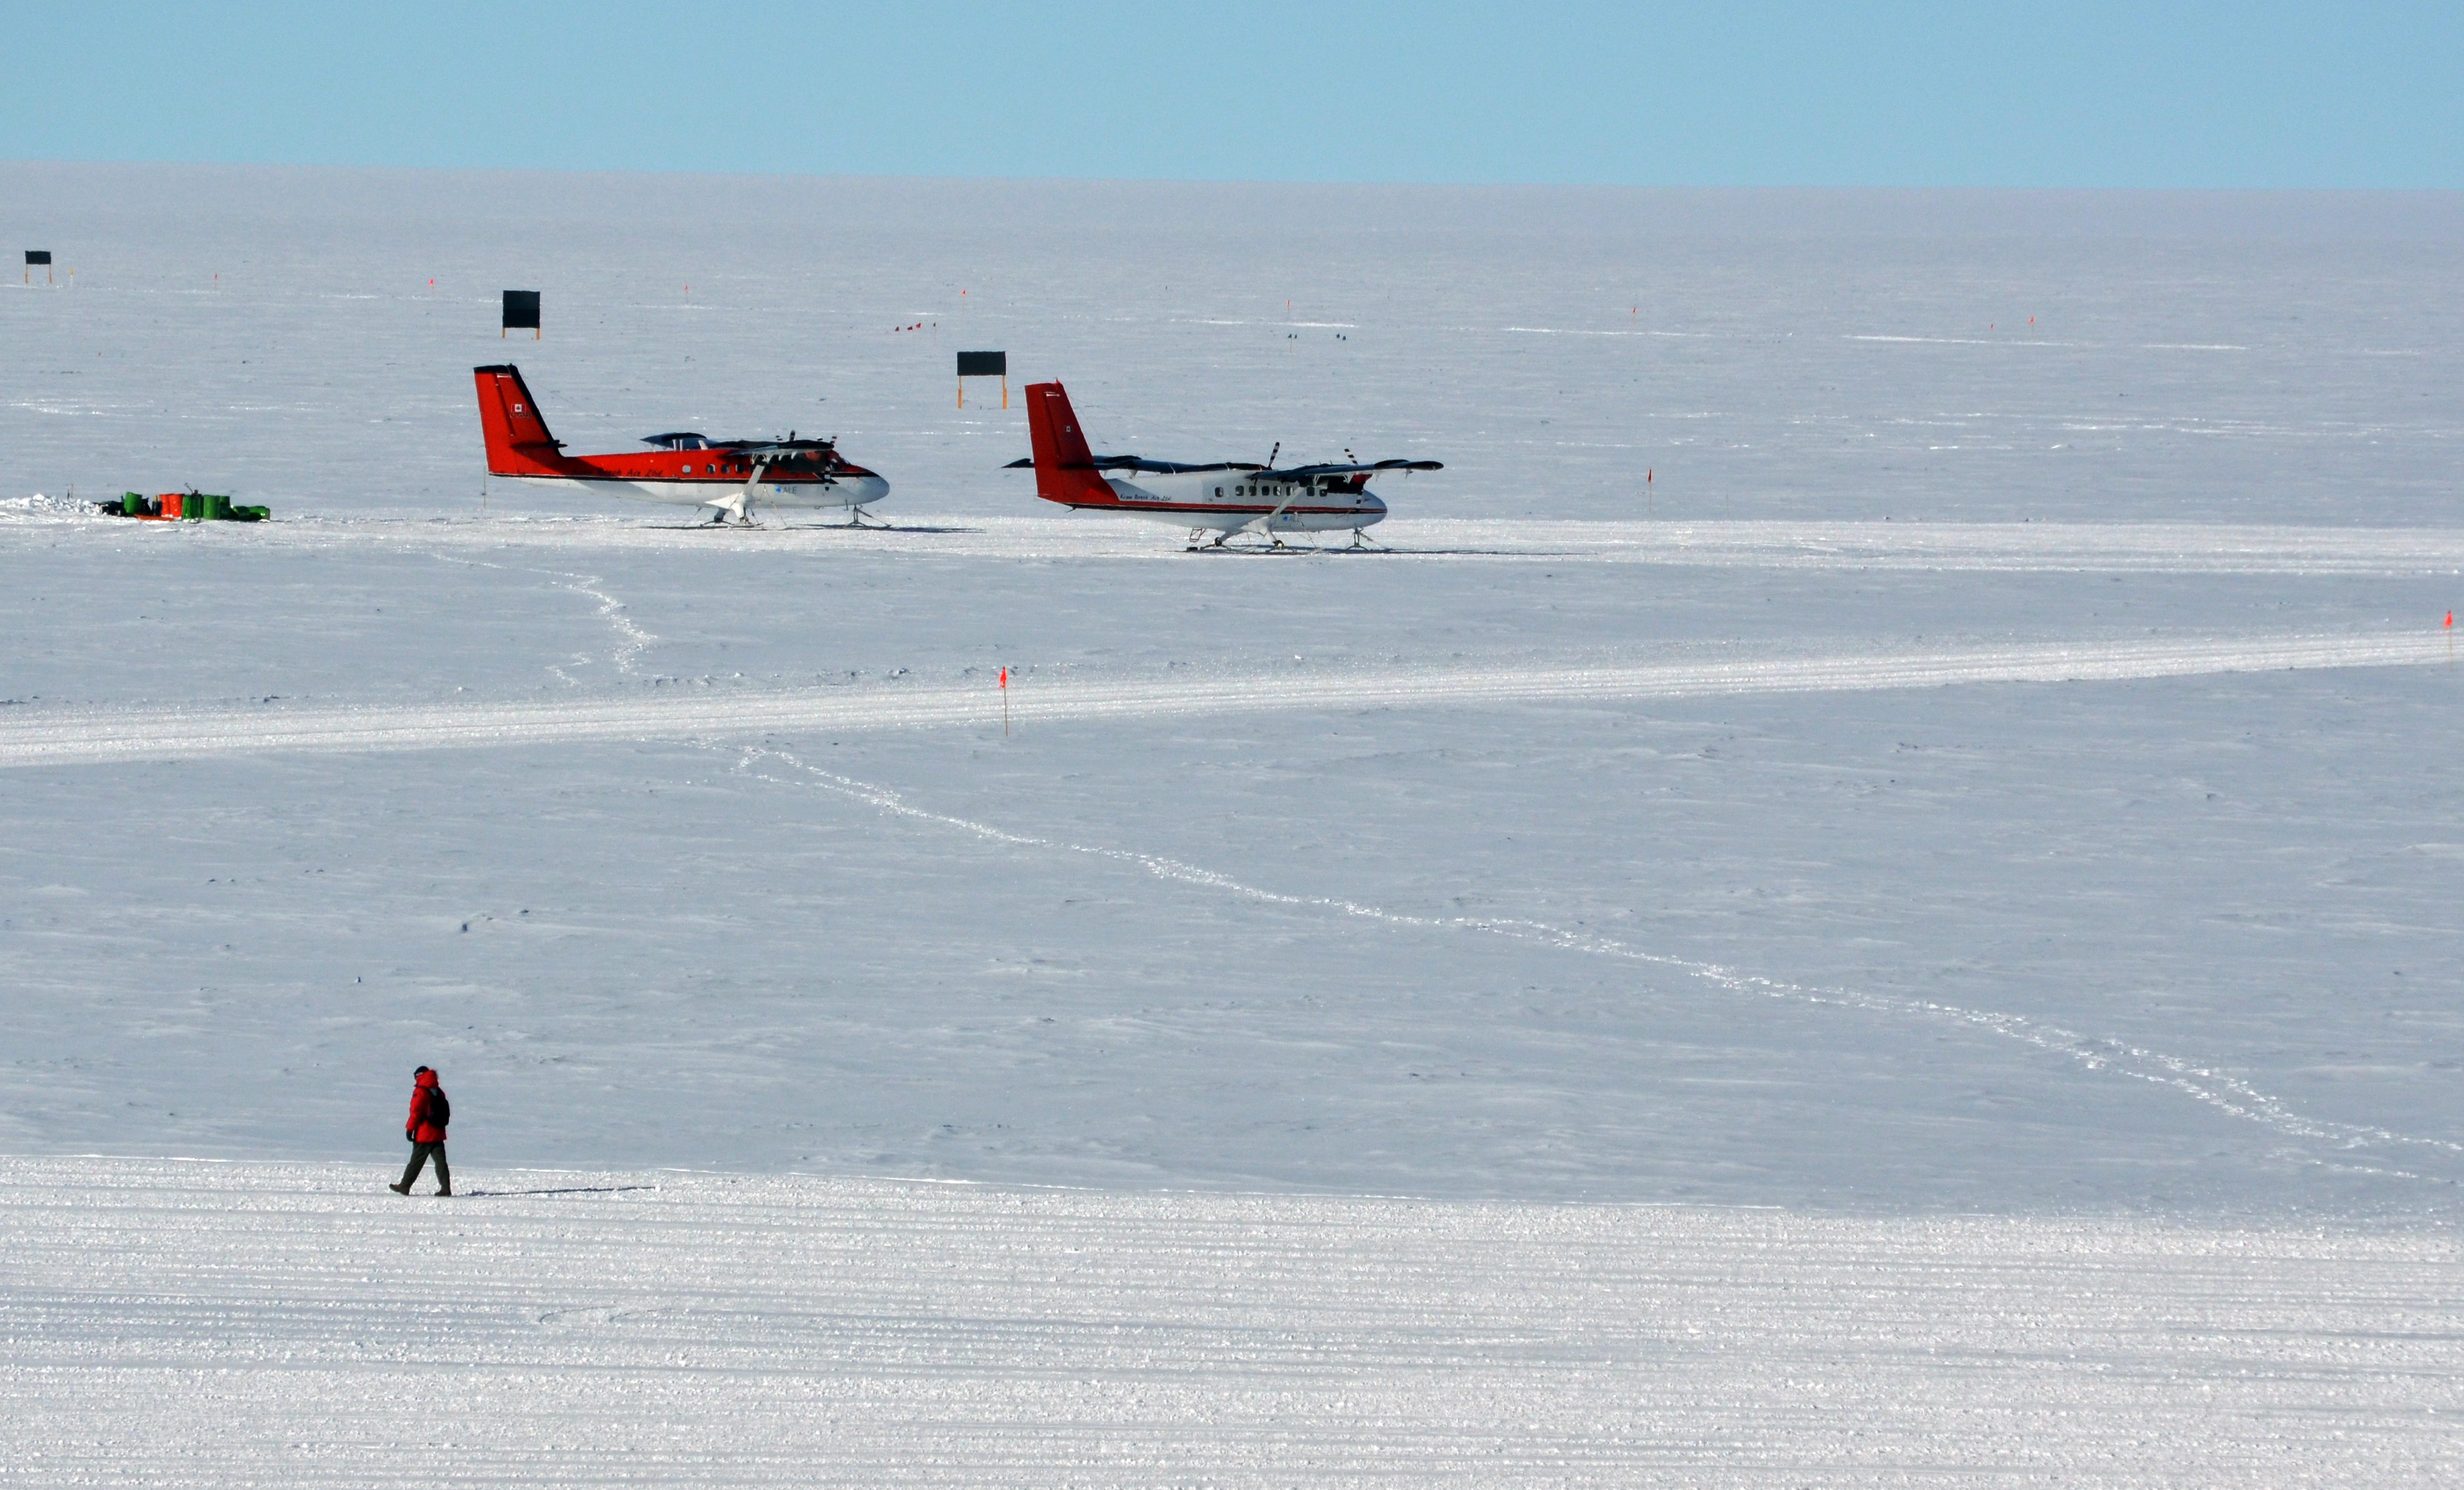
[1259,459,1444,480]
[712,437,840,465]
[1004,456,1264,473]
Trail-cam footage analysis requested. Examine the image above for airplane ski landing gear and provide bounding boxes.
[705,485,760,526]
[1192,529,1298,553]
[840,505,890,529]
[1348,528,1387,551]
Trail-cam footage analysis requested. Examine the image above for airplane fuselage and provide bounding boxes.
[492,456,889,513]
[1063,469,1388,533]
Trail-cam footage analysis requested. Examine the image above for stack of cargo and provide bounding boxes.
[98,491,270,522]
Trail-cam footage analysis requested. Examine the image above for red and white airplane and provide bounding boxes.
[473,364,890,525]
[1009,381,1439,549]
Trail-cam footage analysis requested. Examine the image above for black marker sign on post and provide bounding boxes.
[503,290,541,339]
[957,350,1007,409]
[26,250,52,285]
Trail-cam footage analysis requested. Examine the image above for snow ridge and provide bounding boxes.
[0,630,2441,770]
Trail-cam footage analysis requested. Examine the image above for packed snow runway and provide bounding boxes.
[8,1157,2459,1488]
[22,504,2464,573]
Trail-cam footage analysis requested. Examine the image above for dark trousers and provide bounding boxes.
[401,1142,451,1192]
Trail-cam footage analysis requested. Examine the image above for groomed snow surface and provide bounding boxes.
[8,1157,2458,1488]
[6,168,2464,1483]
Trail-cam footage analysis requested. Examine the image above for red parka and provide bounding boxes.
[406,1070,448,1144]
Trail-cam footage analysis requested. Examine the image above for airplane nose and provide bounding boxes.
[851,475,890,506]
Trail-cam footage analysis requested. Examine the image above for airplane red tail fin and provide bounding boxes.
[473,364,568,475]
[1023,381,1115,506]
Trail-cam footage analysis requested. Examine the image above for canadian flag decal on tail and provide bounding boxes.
[472,364,569,475]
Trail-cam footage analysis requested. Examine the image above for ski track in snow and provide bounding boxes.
[740,748,2464,1189]
[0,627,2444,770]
[417,548,658,677]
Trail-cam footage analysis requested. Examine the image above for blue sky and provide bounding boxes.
[6,2,2458,187]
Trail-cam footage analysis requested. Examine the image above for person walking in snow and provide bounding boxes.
[389,1066,452,1196]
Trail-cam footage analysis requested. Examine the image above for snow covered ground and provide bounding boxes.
[7,1156,2458,1488]
[6,502,2458,1211]
[6,166,2464,1480]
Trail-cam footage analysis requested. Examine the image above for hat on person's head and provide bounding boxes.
[413,1065,432,1076]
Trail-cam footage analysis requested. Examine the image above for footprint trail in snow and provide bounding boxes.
[740,746,2464,1188]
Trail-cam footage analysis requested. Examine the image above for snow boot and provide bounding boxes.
[388,1182,410,1195]
[435,1185,452,1197]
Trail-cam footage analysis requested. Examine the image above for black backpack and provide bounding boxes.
[428,1088,450,1129]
